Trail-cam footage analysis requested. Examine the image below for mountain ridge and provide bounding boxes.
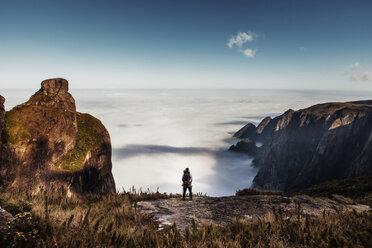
[231,100,372,193]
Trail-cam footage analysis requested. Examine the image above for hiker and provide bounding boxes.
[182,167,193,200]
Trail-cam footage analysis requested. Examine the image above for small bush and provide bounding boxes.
[299,175,372,206]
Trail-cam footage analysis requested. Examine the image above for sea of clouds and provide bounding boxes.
[2,88,371,196]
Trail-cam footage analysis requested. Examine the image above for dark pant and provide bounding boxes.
[183,185,192,199]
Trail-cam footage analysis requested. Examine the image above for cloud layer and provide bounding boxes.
[113,144,214,160]
[227,31,257,58]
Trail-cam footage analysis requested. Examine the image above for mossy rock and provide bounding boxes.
[3,101,70,145]
[3,109,31,144]
[56,113,105,171]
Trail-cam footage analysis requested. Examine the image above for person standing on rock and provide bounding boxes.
[182,167,193,200]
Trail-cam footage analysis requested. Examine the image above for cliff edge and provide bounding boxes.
[232,100,372,193]
[0,78,116,195]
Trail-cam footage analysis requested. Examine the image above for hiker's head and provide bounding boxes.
[185,167,189,172]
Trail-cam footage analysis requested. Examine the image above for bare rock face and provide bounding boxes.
[233,115,280,143]
[0,79,115,194]
[41,78,69,96]
[229,138,258,156]
[231,100,372,193]
[233,123,257,139]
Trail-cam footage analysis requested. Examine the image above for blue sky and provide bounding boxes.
[1,0,372,90]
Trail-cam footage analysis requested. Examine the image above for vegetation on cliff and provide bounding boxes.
[3,109,31,145]
[57,113,104,171]
[2,91,76,146]
[299,175,372,207]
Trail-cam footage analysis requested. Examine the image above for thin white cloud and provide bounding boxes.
[349,62,372,82]
[243,49,256,58]
[227,31,257,58]
[227,31,257,48]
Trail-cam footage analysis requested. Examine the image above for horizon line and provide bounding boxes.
[1,87,372,93]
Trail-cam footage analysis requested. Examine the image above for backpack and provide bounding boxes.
[183,172,191,182]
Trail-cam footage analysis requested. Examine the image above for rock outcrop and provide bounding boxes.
[229,139,258,156]
[0,78,115,195]
[231,100,372,193]
[233,123,257,140]
[137,195,369,231]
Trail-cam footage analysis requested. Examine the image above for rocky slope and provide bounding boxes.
[0,96,5,145]
[0,78,115,195]
[232,100,372,193]
[137,195,369,231]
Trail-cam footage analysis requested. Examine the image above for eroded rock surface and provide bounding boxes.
[137,195,369,231]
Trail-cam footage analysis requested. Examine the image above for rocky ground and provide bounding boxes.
[137,195,369,231]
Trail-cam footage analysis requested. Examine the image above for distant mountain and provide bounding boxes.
[0,78,115,195]
[231,100,372,193]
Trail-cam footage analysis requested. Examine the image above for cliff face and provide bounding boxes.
[0,78,115,194]
[232,101,372,193]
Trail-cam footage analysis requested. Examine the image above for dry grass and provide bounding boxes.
[299,175,372,207]
[1,187,371,247]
